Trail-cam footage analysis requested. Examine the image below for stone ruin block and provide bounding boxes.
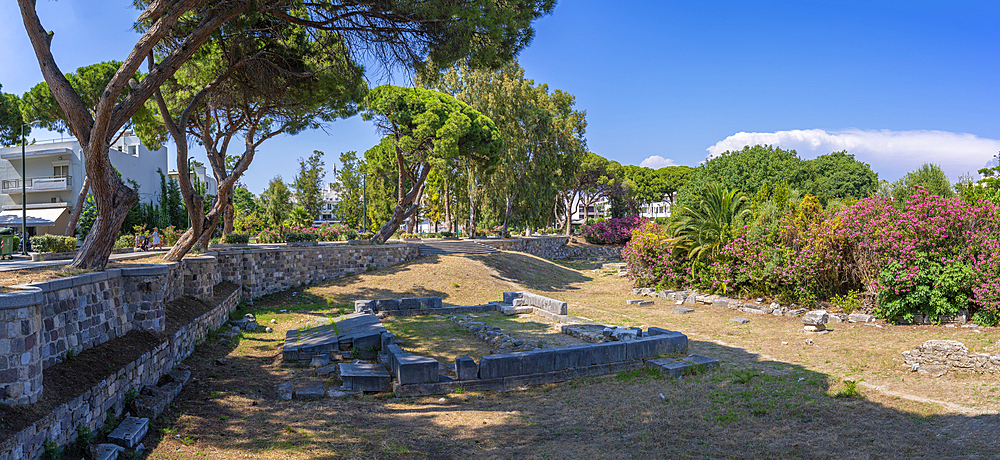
[590,341,626,365]
[399,298,423,310]
[395,355,439,384]
[479,353,523,379]
[108,416,149,448]
[519,349,555,375]
[455,356,478,381]
[503,291,524,304]
[373,299,400,311]
[355,300,374,313]
[553,345,595,370]
[339,363,391,392]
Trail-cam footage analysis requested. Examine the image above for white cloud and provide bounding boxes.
[639,155,676,169]
[706,129,1000,180]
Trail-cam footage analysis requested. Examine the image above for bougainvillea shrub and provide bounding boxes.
[625,186,1000,325]
[581,217,647,245]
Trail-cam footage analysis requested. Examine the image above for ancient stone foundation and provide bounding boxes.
[0,242,418,459]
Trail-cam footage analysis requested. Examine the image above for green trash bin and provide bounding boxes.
[0,234,16,259]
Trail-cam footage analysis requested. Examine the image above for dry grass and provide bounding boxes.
[135,253,1000,459]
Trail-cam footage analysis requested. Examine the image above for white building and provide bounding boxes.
[640,200,672,219]
[0,133,168,235]
[316,183,340,224]
[167,165,218,200]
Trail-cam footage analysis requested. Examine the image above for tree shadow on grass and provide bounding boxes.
[470,252,593,293]
[140,331,1000,460]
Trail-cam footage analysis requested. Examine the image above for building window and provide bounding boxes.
[53,165,68,177]
[128,145,138,156]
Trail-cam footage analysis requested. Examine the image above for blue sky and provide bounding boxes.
[2,1,999,193]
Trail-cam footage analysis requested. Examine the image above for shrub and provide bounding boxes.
[114,234,134,249]
[581,216,647,245]
[30,234,78,253]
[161,226,182,246]
[222,233,249,244]
[284,232,319,243]
[401,233,420,239]
[440,231,454,237]
[358,231,375,240]
[256,228,284,243]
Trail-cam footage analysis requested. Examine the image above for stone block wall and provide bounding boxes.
[902,340,1000,374]
[177,257,217,300]
[212,243,418,300]
[478,237,623,260]
[0,284,241,460]
[0,288,43,405]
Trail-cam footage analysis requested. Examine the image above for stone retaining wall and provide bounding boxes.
[902,340,1000,375]
[212,243,418,300]
[477,237,622,260]
[0,283,241,460]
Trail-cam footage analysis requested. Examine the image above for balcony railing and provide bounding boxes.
[1,176,72,194]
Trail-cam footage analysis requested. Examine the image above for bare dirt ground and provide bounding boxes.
[129,253,1000,459]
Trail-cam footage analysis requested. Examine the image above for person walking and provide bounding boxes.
[151,228,162,250]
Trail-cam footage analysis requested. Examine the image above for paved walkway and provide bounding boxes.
[0,250,167,272]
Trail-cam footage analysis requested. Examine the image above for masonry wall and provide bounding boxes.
[212,243,419,300]
[478,237,623,260]
[0,283,241,460]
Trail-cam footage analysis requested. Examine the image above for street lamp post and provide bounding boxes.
[20,120,40,255]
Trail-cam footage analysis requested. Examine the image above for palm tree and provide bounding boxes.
[667,183,750,260]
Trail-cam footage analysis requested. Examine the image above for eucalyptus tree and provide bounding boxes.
[361,85,501,242]
[17,0,554,268]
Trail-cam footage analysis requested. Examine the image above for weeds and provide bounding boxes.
[835,380,863,398]
[730,369,759,385]
[42,439,60,460]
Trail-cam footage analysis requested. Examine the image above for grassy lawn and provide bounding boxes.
[142,253,1000,459]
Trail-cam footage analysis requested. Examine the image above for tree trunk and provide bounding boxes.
[164,193,203,260]
[372,163,430,243]
[444,183,453,233]
[223,197,234,235]
[64,175,89,236]
[70,150,137,269]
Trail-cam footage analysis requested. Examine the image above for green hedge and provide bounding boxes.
[222,233,249,244]
[284,232,319,243]
[30,234,78,253]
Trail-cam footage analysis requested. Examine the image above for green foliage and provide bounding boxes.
[668,184,750,261]
[971,310,999,327]
[260,176,292,227]
[20,61,166,149]
[332,151,365,229]
[679,145,878,208]
[803,151,879,204]
[678,145,805,207]
[222,233,249,244]
[293,150,326,219]
[284,206,314,228]
[830,290,863,315]
[0,84,24,147]
[889,163,955,204]
[114,234,134,249]
[75,423,94,445]
[284,232,319,243]
[877,253,973,323]
[42,439,60,460]
[30,235,78,253]
[835,380,862,398]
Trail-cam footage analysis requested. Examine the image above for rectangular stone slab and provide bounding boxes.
[339,363,391,392]
[589,341,626,365]
[108,416,149,448]
[395,355,439,384]
[645,358,691,378]
[553,345,595,370]
[519,348,555,375]
[479,353,523,379]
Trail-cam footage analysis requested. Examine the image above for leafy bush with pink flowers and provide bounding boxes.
[624,186,1000,325]
[581,217,647,245]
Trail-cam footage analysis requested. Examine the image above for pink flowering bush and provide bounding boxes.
[627,186,1000,325]
[582,217,647,245]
